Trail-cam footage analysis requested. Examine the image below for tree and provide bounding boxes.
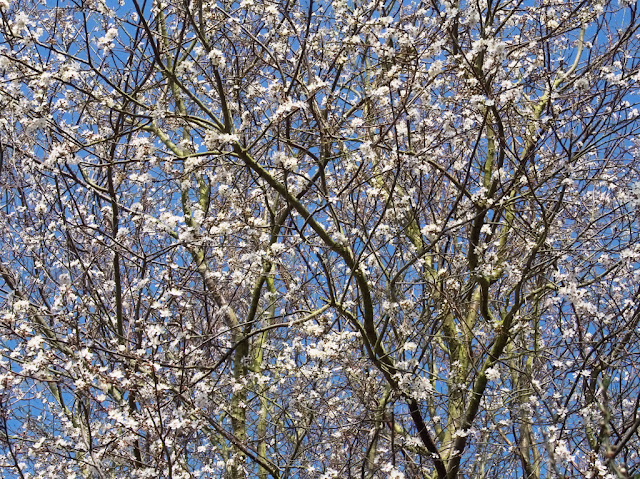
[0,0,639,477]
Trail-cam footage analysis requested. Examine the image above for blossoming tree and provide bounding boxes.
[0,0,639,477]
